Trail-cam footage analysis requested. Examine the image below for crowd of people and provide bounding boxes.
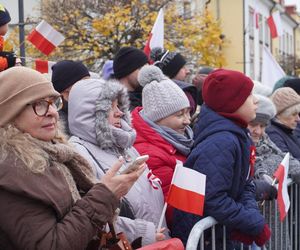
[1,3,300,250]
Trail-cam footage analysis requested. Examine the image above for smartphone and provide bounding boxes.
[121,155,149,174]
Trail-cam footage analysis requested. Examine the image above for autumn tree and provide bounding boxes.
[8,0,226,72]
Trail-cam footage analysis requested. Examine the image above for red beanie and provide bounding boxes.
[202,69,254,113]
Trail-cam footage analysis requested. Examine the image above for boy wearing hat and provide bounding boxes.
[0,4,16,72]
[172,69,270,249]
[51,60,91,135]
[113,46,148,110]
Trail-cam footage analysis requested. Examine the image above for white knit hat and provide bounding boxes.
[138,65,190,122]
[253,94,276,125]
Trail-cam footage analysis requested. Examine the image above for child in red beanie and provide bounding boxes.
[172,69,271,249]
[0,4,16,72]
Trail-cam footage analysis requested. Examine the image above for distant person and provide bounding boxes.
[51,60,90,135]
[113,46,148,110]
[0,4,16,71]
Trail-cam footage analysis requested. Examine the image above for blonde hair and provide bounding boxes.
[0,124,67,174]
[278,103,300,117]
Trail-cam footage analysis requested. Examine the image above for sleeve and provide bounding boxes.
[192,137,265,236]
[0,183,119,250]
[0,56,8,71]
[267,130,290,153]
[114,216,156,246]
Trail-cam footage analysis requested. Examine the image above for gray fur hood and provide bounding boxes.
[68,78,131,148]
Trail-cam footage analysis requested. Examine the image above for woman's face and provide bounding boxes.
[156,107,191,134]
[248,121,266,144]
[0,23,8,36]
[277,112,300,130]
[13,96,60,141]
[108,99,124,128]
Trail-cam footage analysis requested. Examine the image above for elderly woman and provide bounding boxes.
[68,77,167,246]
[0,67,144,249]
[266,87,300,161]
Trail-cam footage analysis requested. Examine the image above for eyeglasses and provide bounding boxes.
[28,96,63,117]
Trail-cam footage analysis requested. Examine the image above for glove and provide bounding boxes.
[0,51,17,68]
[254,224,271,246]
[230,230,254,245]
[254,179,277,201]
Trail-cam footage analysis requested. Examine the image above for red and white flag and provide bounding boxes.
[35,59,56,74]
[166,162,206,216]
[267,11,283,38]
[27,20,65,55]
[144,8,164,58]
[273,153,290,221]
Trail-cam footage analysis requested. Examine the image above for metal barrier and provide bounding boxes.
[186,179,299,250]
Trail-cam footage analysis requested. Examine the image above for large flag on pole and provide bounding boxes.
[267,11,283,38]
[27,20,65,55]
[166,162,206,216]
[261,46,286,90]
[273,153,290,221]
[144,8,164,58]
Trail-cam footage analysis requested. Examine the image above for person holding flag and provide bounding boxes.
[173,69,271,249]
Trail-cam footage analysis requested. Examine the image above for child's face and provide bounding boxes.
[0,23,8,36]
[234,94,258,123]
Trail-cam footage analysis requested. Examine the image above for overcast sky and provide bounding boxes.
[1,0,39,25]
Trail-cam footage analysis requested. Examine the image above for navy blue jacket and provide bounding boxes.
[266,119,300,161]
[172,105,265,249]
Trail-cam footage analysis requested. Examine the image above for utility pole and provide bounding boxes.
[18,0,26,65]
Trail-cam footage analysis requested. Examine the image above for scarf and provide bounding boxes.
[38,140,97,202]
[141,111,194,156]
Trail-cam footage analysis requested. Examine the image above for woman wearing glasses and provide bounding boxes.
[0,67,145,249]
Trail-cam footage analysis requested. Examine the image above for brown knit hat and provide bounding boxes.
[0,67,59,126]
[271,87,300,115]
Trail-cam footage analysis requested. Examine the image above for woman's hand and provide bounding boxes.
[101,157,146,199]
[155,227,166,241]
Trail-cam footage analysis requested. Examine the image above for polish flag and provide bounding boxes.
[35,59,56,74]
[27,20,65,55]
[166,162,206,216]
[144,8,164,58]
[267,11,283,38]
[273,153,290,221]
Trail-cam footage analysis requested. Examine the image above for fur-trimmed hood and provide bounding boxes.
[68,78,131,149]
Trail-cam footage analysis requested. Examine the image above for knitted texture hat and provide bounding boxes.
[283,78,300,95]
[150,47,186,79]
[202,68,254,113]
[271,87,300,115]
[51,60,90,93]
[0,4,11,26]
[252,80,272,97]
[253,94,276,125]
[113,47,148,79]
[0,67,59,126]
[139,65,190,122]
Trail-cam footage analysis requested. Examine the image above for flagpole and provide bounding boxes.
[157,202,167,230]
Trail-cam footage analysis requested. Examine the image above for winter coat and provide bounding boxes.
[266,119,300,161]
[68,78,167,246]
[255,133,300,183]
[172,105,265,249]
[0,126,118,250]
[128,87,143,111]
[132,106,187,226]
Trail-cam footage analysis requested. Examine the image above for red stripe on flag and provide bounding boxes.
[267,16,278,38]
[27,30,56,56]
[167,184,205,216]
[274,164,287,221]
[144,32,153,60]
[35,59,49,73]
